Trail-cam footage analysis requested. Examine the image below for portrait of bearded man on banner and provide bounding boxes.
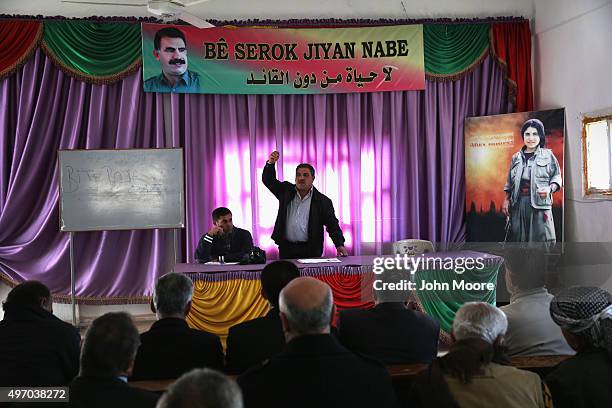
[144,27,201,93]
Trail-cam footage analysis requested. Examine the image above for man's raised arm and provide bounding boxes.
[262,150,283,198]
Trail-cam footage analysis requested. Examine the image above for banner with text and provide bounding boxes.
[142,24,425,94]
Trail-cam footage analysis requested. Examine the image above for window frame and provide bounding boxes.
[582,113,612,198]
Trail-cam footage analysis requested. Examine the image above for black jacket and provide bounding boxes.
[194,226,253,263]
[545,348,612,408]
[238,334,398,408]
[262,162,344,257]
[0,304,80,387]
[338,302,440,364]
[131,318,224,380]
[70,376,158,408]
[225,308,285,375]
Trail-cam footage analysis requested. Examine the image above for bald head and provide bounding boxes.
[279,277,333,337]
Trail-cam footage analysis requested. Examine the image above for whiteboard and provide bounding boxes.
[59,149,185,231]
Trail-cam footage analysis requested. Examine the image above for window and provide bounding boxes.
[583,113,612,197]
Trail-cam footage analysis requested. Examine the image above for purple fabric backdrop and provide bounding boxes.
[0,50,174,302]
[0,52,507,300]
[174,56,508,262]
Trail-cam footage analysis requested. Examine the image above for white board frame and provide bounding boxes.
[58,148,185,232]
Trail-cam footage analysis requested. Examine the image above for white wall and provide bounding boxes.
[1,0,534,20]
[534,0,612,242]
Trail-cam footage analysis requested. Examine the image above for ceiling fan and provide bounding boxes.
[60,0,215,28]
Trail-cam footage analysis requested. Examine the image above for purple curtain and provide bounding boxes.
[175,56,508,262]
[0,50,173,302]
[0,52,507,300]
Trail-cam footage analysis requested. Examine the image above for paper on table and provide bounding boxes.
[296,258,342,264]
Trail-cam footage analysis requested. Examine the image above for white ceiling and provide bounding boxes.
[0,0,534,21]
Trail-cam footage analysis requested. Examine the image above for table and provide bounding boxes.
[174,252,502,346]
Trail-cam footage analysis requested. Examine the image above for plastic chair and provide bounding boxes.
[392,239,435,256]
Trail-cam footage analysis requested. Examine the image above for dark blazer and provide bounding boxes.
[225,308,285,374]
[194,226,253,263]
[545,348,612,408]
[0,305,80,387]
[70,376,158,408]
[238,334,399,408]
[262,162,344,257]
[338,302,440,364]
[131,318,223,380]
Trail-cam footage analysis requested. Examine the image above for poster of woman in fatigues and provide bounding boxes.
[464,109,565,247]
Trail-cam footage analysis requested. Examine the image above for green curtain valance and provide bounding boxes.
[41,21,141,84]
[3,20,514,86]
[424,23,490,81]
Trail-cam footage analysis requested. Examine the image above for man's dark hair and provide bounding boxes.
[154,27,187,50]
[3,281,50,311]
[296,163,315,178]
[261,261,300,308]
[80,312,140,377]
[504,247,546,290]
[212,207,232,222]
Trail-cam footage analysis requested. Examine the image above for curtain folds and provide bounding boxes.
[186,270,374,344]
[424,23,489,80]
[0,21,42,80]
[41,21,142,84]
[188,278,269,346]
[490,21,534,112]
[185,261,501,341]
[0,19,528,302]
[175,55,508,264]
[0,50,172,303]
[415,265,499,333]
[0,19,532,103]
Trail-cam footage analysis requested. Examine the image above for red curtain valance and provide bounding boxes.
[0,19,533,111]
[0,20,42,80]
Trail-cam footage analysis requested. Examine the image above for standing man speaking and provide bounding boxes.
[263,151,348,259]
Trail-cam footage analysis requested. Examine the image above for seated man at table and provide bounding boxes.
[131,273,223,380]
[225,260,300,374]
[70,312,159,408]
[0,280,80,387]
[238,277,398,408]
[338,269,439,364]
[501,247,574,356]
[195,207,253,263]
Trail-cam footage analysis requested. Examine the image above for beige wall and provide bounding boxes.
[534,0,612,242]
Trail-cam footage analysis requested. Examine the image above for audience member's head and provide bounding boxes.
[260,261,300,308]
[2,280,52,313]
[453,302,508,345]
[550,286,612,357]
[504,247,546,294]
[80,312,140,377]
[156,368,243,408]
[373,269,412,304]
[279,277,333,341]
[153,272,194,319]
